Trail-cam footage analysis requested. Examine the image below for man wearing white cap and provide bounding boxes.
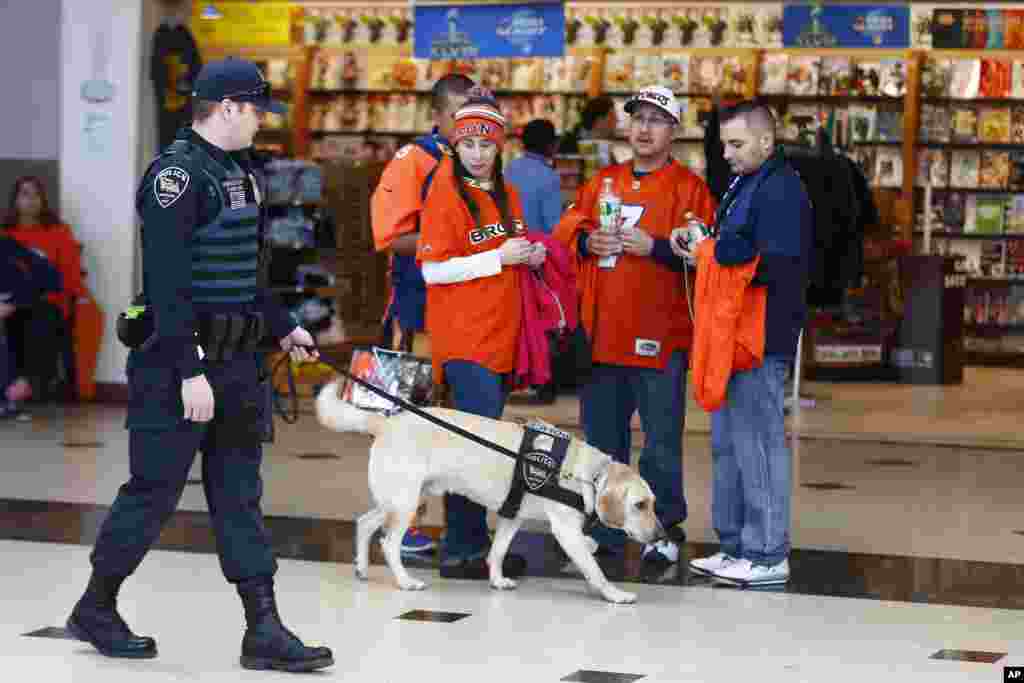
[554,86,717,567]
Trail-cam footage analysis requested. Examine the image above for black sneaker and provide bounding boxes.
[439,553,527,580]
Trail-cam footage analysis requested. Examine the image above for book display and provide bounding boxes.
[191,1,1024,368]
[913,51,1024,367]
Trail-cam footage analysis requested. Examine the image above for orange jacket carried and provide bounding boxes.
[4,224,86,319]
[553,160,717,370]
[690,239,767,413]
[416,157,526,385]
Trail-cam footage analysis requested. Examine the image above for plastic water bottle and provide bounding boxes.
[597,177,622,269]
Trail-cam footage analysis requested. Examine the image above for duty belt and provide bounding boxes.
[196,312,266,362]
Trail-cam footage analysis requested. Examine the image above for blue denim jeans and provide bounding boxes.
[710,356,792,566]
[580,350,688,549]
[440,360,508,561]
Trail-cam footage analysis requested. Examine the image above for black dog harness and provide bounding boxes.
[497,422,587,519]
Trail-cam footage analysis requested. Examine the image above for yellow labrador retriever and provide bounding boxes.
[316,381,664,604]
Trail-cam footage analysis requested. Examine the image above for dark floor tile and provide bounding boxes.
[23,627,76,640]
[802,482,856,491]
[295,452,340,460]
[561,670,645,682]
[396,610,470,623]
[865,458,918,468]
[930,649,1006,663]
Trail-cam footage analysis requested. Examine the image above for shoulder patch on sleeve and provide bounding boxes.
[395,145,412,160]
[153,166,190,208]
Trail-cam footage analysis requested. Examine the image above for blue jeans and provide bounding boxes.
[580,350,688,549]
[441,360,508,561]
[710,357,792,566]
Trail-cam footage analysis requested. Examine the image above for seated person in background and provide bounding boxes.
[2,176,85,400]
[0,233,62,418]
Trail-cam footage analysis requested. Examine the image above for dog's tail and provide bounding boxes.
[315,380,387,436]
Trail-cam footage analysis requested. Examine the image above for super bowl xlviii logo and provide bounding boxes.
[794,3,837,47]
[496,9,548,55]
[522,451,557,492]
[431,9,479,59]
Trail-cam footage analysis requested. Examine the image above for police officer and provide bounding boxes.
[66,59,333,673]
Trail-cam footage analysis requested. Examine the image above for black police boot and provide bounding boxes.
[237,577,334,673]
[66,573,157,659]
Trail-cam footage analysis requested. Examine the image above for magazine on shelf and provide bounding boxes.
[950,105,979,144]
[980,58,1013,99]
[783,104,821,146]
[721,56,747,98]
[874,148,903,188]
[879,58,907,98]
[633,55,663,89]
[980,151,1012,189]
[950,150,981,188]
[759,53,788,95]
[786,56,819,96]
[921,58,952,98]
[603,53,635,93]
[690,56,722,95]
[851,147,876,185]
[662,54,690,94]
[848,104,878,143]
[1013,60,1024,99]
[1007,196,1024,234]
[978,107,1012,145]
[920,104,952,143]
[851,60,882,97]
[875,109,903,143]
[949,59,982,99]
[818,56,852,96]
[973,196,1007,235]
[941,192,967,232]
[1011,151,1024,190]
[917,149,949,188]
[1010,105,1024,144]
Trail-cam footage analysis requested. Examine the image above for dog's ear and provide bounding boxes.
[597,463,631,529]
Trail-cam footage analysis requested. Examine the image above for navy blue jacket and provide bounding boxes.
[714,151,813,358]
[0,236,62,305]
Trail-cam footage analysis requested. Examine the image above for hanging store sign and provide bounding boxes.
[783,4,910,48]
[192,2,293,49]
[414,2,565,59]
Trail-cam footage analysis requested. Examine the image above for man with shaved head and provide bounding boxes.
[672,99,813,587]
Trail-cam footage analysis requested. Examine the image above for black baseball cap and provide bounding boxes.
[192,58,286,115]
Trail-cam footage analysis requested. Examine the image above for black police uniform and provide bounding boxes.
[91,126,291,582]
[69,125,332,672]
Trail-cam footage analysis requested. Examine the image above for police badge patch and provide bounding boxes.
[154,167,190,208]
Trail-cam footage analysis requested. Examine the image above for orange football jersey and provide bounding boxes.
[371,144,444,252]
[416,159,527,383]
[560,160,717,369]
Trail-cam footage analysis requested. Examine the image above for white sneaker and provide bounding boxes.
[712,558,790,586]
[689,552,737,576]
[642,540,679,564]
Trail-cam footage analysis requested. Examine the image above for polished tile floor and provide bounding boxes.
[1,367,1023,680]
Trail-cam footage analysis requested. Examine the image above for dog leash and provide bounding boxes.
[275,345,521,460]
[272,345,601,530]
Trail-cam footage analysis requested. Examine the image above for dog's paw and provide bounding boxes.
[397,576,427,591]
[355,565,369,581]
[490,576,518,591]
[601,586,637,604]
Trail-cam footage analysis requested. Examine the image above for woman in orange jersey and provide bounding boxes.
[416,89,543,580]
[2,176,86,405]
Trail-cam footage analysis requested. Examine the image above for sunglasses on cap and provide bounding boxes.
[220,82,271,102]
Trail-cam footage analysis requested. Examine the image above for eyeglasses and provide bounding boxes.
[220,82,270,101]
[630,115,675,129]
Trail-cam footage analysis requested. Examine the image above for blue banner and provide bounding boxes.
[783,4,910,48]
[414,3,565,59]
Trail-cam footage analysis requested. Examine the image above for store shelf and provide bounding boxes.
[308,88,589,97]
[757,93,905,103]
[918,142,1024,151]
[965,322,1024,332]
[922,97,1024,106]
[850,140,904,146]
[914,186,1024,194]
[964,350,1024,367]
[914,231,1024,239]
[310,129,428,138]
